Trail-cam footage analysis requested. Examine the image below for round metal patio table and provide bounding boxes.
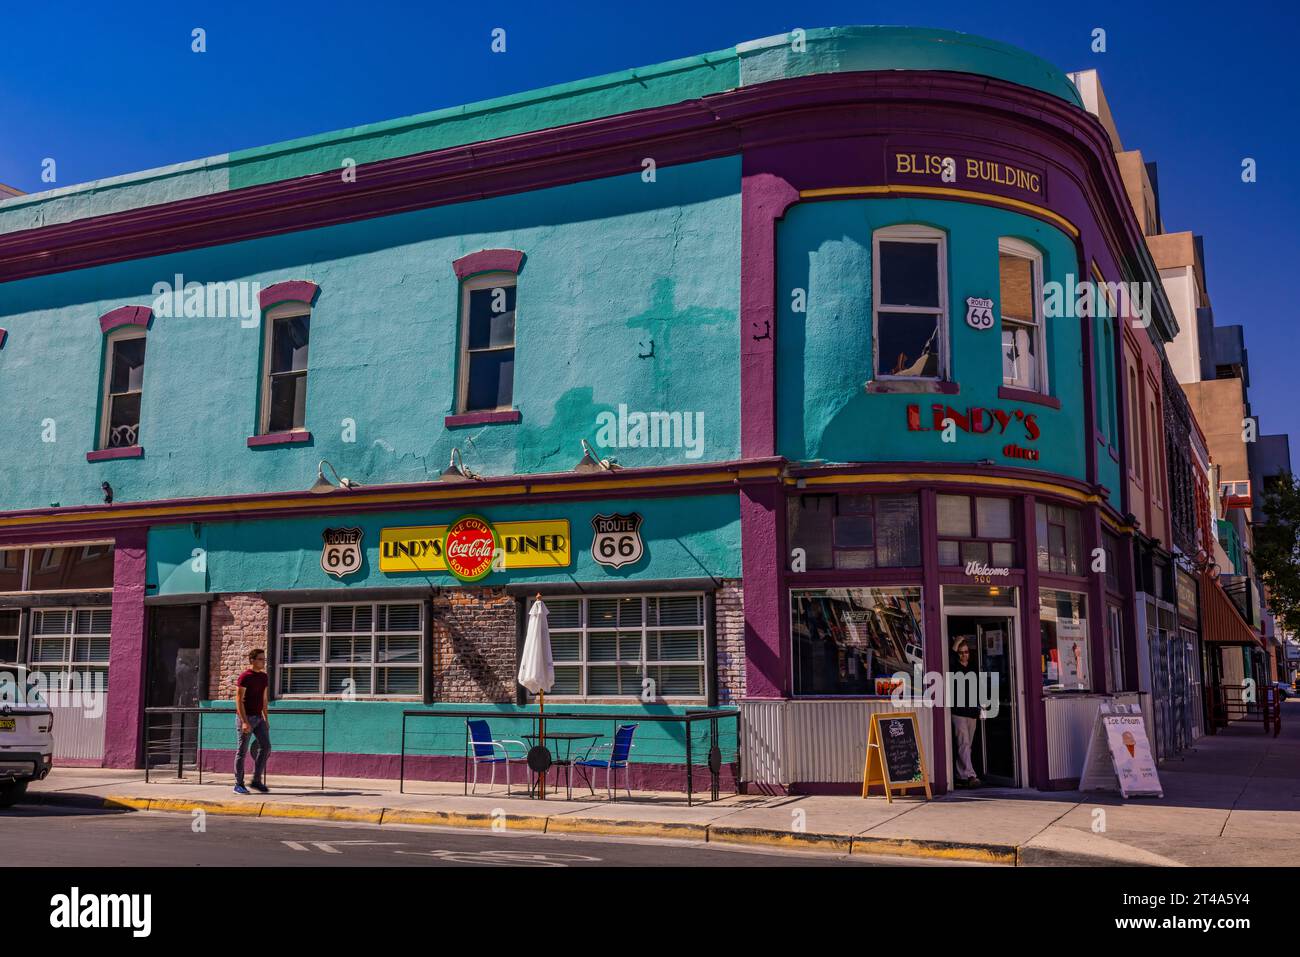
[522,731,600,800]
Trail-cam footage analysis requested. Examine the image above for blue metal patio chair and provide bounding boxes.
[574,724,638,800]
[465,719,527,795]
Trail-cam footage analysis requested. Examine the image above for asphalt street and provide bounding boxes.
[0,804,954,867]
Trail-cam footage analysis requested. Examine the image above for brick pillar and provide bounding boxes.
[102,528,148,768]
[209,594,270,699]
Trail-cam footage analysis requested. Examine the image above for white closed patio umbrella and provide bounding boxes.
[518,595,555,795]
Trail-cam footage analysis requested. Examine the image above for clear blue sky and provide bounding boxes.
[2,0,1295,467]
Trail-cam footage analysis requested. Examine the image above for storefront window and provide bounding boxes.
[26,545,115,592]
[543,594,706,699]
[1035,503,1082,576]
[1040,589,1089,691]
[0,610,18,663]
[1102,530,1121,592]
[937,494,1016,567]
[0,550,24,593]
[1106,604,1125,691]
[279,602,423,697]
[29,607,112,689]
[791,588,924,696]
[787,493,921,570]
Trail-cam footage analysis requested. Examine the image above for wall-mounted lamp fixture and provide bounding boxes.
[439,447,482,482]
[310,459,359,494]
[101,482,113,505]
[574,438,620,473]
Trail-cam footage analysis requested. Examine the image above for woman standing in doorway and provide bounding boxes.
[951,636,982,788]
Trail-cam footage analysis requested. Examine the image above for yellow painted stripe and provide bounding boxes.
[789,471,1102,505]
[798,185,1080,238]
[0,466,777,531]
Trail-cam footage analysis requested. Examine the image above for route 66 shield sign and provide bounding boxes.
[591,513,644,569]
[965,296,995,330]
[321,527,364,579]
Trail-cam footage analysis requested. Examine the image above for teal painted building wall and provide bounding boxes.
[775,197,1116,507]
[0,157,741,513]
[148,493,741,596]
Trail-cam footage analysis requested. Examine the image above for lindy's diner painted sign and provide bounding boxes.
[907,403,1042,462]
[379,518,571,575]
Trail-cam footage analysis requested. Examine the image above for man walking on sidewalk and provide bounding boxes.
[234,648,271,795]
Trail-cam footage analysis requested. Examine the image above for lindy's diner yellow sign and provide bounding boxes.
[379,519,571,573]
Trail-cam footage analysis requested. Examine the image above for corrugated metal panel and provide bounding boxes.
[789,700,934,783]
[739,700,788,786]
[741,700,934,785]
[50,704,106,762]
[1046,693,1142,779]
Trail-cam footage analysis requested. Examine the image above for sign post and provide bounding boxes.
[862,711,932,802]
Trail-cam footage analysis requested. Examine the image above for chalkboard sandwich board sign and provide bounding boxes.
[862,711,932,802]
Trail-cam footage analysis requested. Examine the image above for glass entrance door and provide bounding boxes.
[947,614,1018,787]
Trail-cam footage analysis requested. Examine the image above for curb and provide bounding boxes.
[381,807,549,831]
[707,825,852,854]
[31,791,1111,865]
[851,836,1015,865]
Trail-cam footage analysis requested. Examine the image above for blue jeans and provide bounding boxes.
[235,716,271,787]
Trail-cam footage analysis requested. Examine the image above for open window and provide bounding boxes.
[457,273,517,413]
[260,302,311,434]
[99,328,147,450]
[872,225,947,380]
[998,238,1046,393]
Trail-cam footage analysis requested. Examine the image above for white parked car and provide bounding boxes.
[0,665,55,807]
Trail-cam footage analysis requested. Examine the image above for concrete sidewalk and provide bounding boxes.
[26,704,1300,866]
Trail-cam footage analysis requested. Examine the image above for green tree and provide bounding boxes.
[1252,472,1300,636]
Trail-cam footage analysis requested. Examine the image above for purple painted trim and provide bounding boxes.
[452,249,524,279]
[102,529,148,768]
[1109,445,1120,463]
[867,380,960,395]
[740,172,800,458]
[0,328,6,349]
[1018,493,1048,788]
[740,481,789,699]
[784,459,1101,500]
[86,446,143,462]
[997,386,1061,410]
[258,280,318,310]
[0,70,1157,340]
[0,456,786,541]
[247,430,312,447]
[445,409,521,428]
[98,304,152,334]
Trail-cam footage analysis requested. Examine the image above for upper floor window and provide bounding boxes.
[872,225,946,380]
[458,274,517,413]
[261,302,310,434]
[937,494,1017,568]
[787,492,922,570]
[999,239,1046,392]
[100,330,146,450]
[1036,502,1083,576]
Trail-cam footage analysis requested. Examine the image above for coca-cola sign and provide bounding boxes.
[443,515,498,582]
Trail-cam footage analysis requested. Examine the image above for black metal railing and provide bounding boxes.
[143,707,327,790]
[400,707,741,807]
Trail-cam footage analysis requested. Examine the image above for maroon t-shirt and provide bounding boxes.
[236,669,269,716]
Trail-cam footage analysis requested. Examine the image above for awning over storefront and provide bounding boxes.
[1199,571,1263,647]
